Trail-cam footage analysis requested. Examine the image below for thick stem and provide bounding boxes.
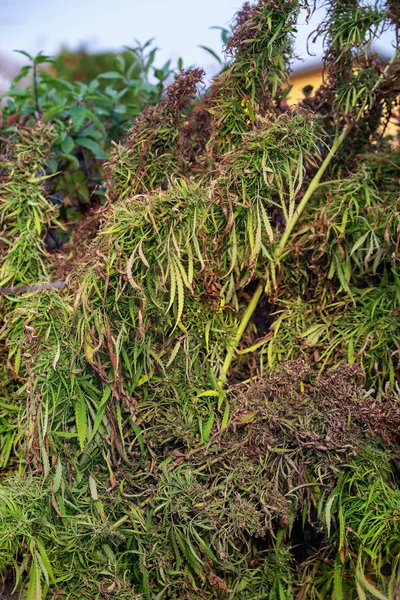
[221,49,399,380]
[221,281,264,379]
[276,126,349,259]
[221,127,349,380]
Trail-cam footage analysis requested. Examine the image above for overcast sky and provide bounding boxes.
[0,0,395,76]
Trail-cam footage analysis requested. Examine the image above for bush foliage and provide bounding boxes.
[0,0,399,598]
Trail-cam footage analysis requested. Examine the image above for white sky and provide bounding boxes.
[0,0,395,76]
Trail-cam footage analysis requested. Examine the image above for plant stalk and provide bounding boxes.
[221,50,400,379]
[222,127,350,380]
[221,280,264,379]
[33,62,40,118]
[276,125,349,259]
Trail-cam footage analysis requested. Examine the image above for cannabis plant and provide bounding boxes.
[0,0,399,598]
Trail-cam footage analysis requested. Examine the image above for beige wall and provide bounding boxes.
[288,67,323,104]
[288,66,398,139]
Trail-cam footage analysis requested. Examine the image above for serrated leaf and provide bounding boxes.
[356,562,388,600]
[27,559,41,600]
[191,528,219,563]
[39,439,50,481]
[350,231,370,256]
[221,400,230,429]
[173,259,184,330]
[202,412,215,442]
[89,474,98,501]
[14,347,21,375]
[196,390,222,398]
[90,405,106,441]
[131,422,145,455]
[334,253,352,295]
[139,554,151,599]
[75,394,87,450]
[36,539,56,585]
[333,557,344,600]
[325,493,337,538]
[302,323,326,346]
[167,258,176,313]
[116,402,124,443]
[52,457,63,493]
[259,198,274,244]
[166,339,181,367]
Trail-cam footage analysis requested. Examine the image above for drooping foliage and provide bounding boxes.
[0,0,399,598]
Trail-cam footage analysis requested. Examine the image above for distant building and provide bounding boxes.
[289,62,323,104]
[289,59,399,138]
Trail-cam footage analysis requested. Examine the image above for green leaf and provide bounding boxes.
[325,493,337,538]
[14,49,33,61]
[27,559,42,600]
[356,561,388,600]
[70,104,86,131]
[99,71,125,80]
[39,439,50,481]
[61,136,74,154]
[196,390,222,398]
[60,153,80,169]
[85,108,105,132]
[44,104,68,120]
[221,400,230,429]
[139,554,151,599]
[52,457,63,493]
[36,539,56,585]
[11,65,31,85]
[131,422,145,455]
[14,347,21,375]
[116,402,124,443]
[333,557,344,600]
[199,45,222,65]
[75,394,87,450]
[350,231,370,256]
[202,412,215,442]
[89,474,98,501]
[116,55,126,72]
[75,136,107,158]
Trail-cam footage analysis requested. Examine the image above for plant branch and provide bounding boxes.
[221,127,350,380]
[276,125,349,259]
[33,62,41,118]
[221,281,264,379]
[221,47,400,381]
[0,279,65,296]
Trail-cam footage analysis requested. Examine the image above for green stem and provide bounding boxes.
[221,127,349,380]
[276,126,349,259]
[221,281,264,379]
[221,49,399,380]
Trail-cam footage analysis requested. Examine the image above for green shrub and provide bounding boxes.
[0,0,399,598]
[0,44,182,251]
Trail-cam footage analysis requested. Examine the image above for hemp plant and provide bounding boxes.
[0,0,399,598]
